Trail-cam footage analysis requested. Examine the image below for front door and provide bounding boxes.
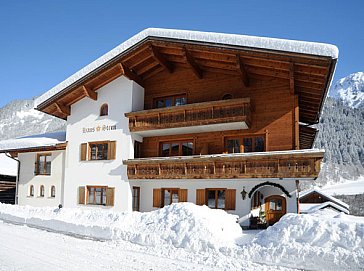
[265,195,286,225]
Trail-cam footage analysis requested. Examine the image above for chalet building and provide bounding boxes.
[0,28,338,226]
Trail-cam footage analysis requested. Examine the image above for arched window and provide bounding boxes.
[100,103,108,116]
[51,186,56,198]
[40,185,45,197]
[222,94,233,100]
[29,185,34,197]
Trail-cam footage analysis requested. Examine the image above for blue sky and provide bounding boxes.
[0,1,363,108]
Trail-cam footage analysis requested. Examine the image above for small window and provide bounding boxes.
[225,135,265,153]
[160,141,193,157]
[100,103,108,116]
[162,188,179,206]
[206,189,225,209]
[35,153,51,175]
[132,186,140,211]
[87,186,107,205]
[29,185,34,197]
[90,142,109,160]
[50,186,56,198]
[40,185,45,197]
[154,94,187,108]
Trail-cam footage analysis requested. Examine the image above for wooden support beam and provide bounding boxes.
[236,54,249,87]
[290,62,295,95]
[82,86,98,101]
[119,63,145,87]
[149,45,173,73]
[54,102,70,116]
[182,47,203,79]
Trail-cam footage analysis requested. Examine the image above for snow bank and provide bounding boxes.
[246,210,364,270]
[0,203,241,252]
[0,131,66,152]
[0,153,17,176]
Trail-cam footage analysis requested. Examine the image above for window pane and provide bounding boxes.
[243,138,252,153]
[164,190,171,206]
[217,190,225,209]
[182,142,193,156]
[171,191,179,203]
[90,145,97,160]
[170,143,179,156]
[165,98,173,107]
[88,188,94,204]
[269,201,276,211]
[175,97,186,106]
[156,100,165,108]
[254,137,265,152]
[207,190,216,208]
[276,200,282,211]
[95,188,102,204]
[161,144,170,157]
[46,161,51,174]
[226,139,240,153]
[103,144,108,160]
[102,188,106,205]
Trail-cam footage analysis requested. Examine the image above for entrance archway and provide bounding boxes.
[265,195,286,225]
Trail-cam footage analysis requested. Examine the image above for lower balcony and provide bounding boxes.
[125,98,251,136]
[123,149,324,180]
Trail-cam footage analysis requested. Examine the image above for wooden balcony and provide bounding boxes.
[125,98,251,136]
[123,150,324,180]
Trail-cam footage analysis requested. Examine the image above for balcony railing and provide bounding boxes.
[125,98,251,134]
[123,150,324,180]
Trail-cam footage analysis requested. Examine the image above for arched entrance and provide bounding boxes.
[265,195,286,225]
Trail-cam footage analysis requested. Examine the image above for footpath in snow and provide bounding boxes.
[0,203,363,270]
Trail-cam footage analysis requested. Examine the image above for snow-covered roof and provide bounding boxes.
[300,202,349,214]
[0,154,17,176]
[0,131,66,152]
[35,28,339,108]
[299,188,349,209]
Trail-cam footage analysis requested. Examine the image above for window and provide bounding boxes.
[206,189,225,209]
[134,141,142,159]
[39,185,45,197]
[162,188,179,206]
[80,141,116,161]
[50,186,56,198]
[132,186,140,211]
[87,186,107,205]
[225,135,265,153]
[35,153,51,175]
[29,185,34,197]
[100,103,108,116]
[252,191,262,209]
[154,94,187,108]
[160,141,193,157]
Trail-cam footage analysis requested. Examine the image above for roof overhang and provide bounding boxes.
[35,28,338,137]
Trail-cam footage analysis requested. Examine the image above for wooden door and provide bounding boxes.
[265,195,286,225]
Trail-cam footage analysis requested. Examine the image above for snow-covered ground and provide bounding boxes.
[322,176,364,195]
[0,203,363,270]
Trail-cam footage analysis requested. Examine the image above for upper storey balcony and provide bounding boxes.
[125,98,251,136]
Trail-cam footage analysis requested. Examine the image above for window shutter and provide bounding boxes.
[153,189,161,208]
[196,189,206,205]
[178,189,188,202]
[108,141,116,160]
[225,189,236,210]
[80,143,87,161]
[106,187,115,206]
[78,186,86,204]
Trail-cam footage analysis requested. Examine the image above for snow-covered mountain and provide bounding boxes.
[329,72,364,108]
[0,98,65,140]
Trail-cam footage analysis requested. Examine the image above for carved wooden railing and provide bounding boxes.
[125,98,251,132]
[123,150,324,180]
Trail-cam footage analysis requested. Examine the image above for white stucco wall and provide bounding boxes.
[63,76,144,211]
[18,150,65,207]
[130,178,298,226]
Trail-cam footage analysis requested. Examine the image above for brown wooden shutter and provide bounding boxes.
[196,189,206,205]
[178,189,188,202]
[225,189,236,210]
[108,141,116,160]
[80,143,87,161]
[78,186,86,204]
[106,187,115,206]
[153,188,161,208]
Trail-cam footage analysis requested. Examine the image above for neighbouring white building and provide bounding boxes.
[0,28,338,227]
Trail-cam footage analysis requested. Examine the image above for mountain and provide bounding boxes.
[329,72,364,108]
[0,98,66,140]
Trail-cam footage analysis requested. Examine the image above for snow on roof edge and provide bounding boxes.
[300,202,349,214]
[34,28,339,108]
[299,188,349,209]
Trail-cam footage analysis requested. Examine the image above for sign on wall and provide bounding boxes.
[82,124,117,134]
